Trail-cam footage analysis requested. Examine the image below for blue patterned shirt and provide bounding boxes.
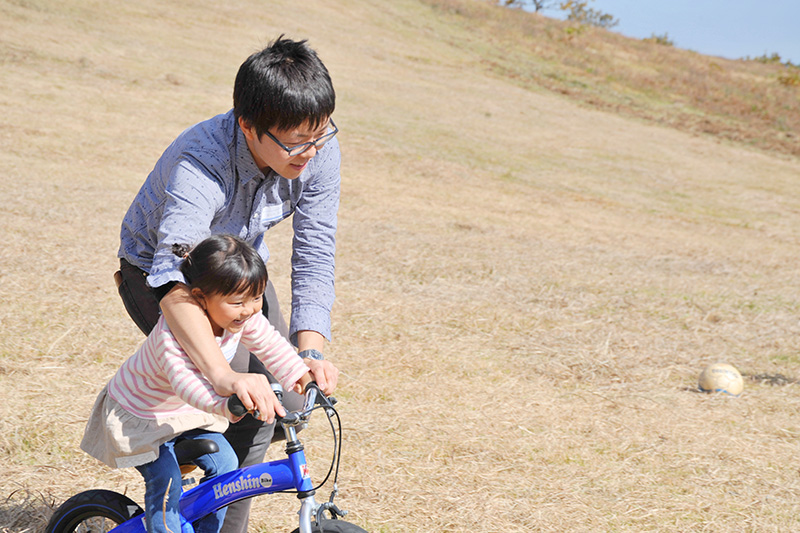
[119,110,340,341]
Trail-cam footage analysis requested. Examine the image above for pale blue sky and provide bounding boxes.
[546,0,800,64]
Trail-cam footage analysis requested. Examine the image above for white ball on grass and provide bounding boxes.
[698,363,744,396]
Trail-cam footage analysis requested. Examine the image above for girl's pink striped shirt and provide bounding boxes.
[107,313,309,420]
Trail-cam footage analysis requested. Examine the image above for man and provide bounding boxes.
[115,36,341,532]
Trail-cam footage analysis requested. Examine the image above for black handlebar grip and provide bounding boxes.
[306,382,337,407]
[227,394,248,417]
[227,393,282,422]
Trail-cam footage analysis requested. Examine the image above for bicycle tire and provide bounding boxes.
[290,519,369,533]
[45,489,144,533]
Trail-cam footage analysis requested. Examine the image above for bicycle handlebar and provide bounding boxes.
[226,381,331,426]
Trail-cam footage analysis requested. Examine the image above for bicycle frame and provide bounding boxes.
[99,449,317,533]
[104,392,324,533]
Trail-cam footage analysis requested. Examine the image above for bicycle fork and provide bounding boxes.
[284,423,319,533]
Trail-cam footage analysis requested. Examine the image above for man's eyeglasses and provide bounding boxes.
[264,119,338,157]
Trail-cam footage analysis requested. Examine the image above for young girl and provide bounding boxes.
[81,235,311,533]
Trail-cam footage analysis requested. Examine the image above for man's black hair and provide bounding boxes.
[233,36,335,136]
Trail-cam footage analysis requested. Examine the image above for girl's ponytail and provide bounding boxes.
[175,235,267,298]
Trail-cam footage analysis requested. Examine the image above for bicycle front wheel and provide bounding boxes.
[46,489,144,533]
[290,519,369,533]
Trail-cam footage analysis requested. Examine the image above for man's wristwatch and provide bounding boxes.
[298,349,324,361]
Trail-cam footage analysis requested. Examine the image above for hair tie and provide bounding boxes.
[172,243,191,259]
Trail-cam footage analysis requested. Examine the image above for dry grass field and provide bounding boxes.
[2,0,800,531]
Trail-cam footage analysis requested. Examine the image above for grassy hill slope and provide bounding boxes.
[2,0,800,531]
[422,0,800,158]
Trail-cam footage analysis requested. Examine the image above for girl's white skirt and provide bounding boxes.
[80,385,229,469]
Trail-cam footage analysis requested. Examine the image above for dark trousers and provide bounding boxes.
[115,259,300,533]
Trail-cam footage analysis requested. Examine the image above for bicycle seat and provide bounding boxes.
[173,438,219,466]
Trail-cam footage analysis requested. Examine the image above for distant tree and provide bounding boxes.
[500,0,620,30]
[559,0,619,29]
[502,0,558,12]
[752,52,784,65]
[644,32,674,47]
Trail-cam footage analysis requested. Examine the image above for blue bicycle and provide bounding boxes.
[46,383,368,533]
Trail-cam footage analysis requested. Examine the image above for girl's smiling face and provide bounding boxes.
[195,290,264,336]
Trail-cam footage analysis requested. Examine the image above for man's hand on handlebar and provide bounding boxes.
[296,359,339,396]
